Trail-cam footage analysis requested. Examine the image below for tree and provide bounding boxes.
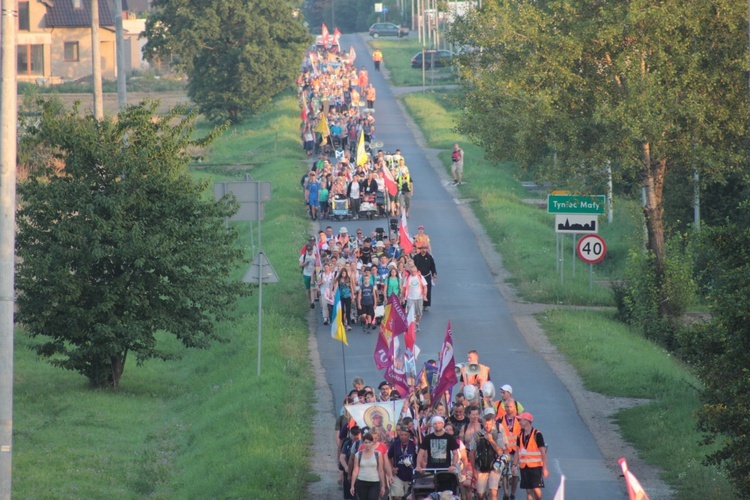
[688,202,750,496]
[450,0,748,317]
[143,0,310,123]
[16,100,249,389]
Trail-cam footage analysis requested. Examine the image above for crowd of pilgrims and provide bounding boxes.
[298,40,548,500]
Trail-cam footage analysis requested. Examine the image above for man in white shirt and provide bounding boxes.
[402,264,427,330]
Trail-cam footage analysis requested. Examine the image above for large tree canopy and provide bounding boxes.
[143,0,310,123]
[450,0,748,316]
[16,101,249,389]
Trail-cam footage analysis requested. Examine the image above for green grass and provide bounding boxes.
[539,309,730,499]
[401,91,642,305]
[12,93,314,498]
[366,38,457,87]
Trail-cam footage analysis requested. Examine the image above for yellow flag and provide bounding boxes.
[315,114,330,139]
[356,128,368,166]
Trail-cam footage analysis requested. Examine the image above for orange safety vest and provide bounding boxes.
[518,429,543,468]
[498,416,521,453]
[461,364,490,387]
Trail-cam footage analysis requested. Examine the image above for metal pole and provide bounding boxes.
[571,234,576,277]
[257,182,262,376]
[693,170,700,232]
[341,340,348,396]
[91,0,103,119]
[607,160,613,224]
[331,0,334,28]
[560,233,564,285]
[0,0,18,495]
[555,233,559,273]
[589,264,593,293]
[113,0,126,109]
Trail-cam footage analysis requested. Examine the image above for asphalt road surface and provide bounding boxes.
[313,34,626,498]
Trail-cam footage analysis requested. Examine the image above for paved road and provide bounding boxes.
[314,34,626,498]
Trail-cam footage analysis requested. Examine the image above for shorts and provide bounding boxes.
[407,298,423,317]
[519,466,544,490]
[399,192,411,210]
[361,304,375,317]
[390,476,410,497]
[451,161,464,174]
[303,275,312,290]
[476,470,501,494]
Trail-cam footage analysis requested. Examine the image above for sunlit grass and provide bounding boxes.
[540,309,730,498]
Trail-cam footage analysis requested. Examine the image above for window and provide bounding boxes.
[64,42,79,62]
[17,44,44,76]
[18,1,29,31]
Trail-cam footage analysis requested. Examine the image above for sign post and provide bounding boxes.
[577,234,607,292]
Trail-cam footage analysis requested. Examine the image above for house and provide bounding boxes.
[16,0,117,84]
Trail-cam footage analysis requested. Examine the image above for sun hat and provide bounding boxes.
[517,412,534,422]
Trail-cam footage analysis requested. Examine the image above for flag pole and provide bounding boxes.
[341,339,348,396]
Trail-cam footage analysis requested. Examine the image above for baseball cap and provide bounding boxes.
[418,225,424,229]
[501,384,513,394]
[517,412,533,422]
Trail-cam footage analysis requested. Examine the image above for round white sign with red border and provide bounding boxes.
[577,234,607,264]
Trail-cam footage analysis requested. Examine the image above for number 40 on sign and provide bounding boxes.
[577,234,607,264]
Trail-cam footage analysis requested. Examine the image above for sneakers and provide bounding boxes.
[451,180,458,185]
[416,323,421,332]
[323,320,329,326]
[310,303,315,309]
[347,325,352,331]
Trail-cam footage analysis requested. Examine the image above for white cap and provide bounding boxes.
[483,407,496,416]
[500,384,513,394]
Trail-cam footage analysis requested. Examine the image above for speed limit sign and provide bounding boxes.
[577,234,607,264]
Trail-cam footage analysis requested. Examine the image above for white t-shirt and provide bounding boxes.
[407,275,426,300]
[300,253,316,277]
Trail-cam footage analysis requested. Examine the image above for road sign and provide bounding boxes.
[555,214,598,234]
[577,234,607,264]
[547,195,606,214]
[213,181,271,204]
[243,251,280,283]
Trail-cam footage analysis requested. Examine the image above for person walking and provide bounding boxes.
[365,84,377,111]
[451,143,465,185]
[412,245,437,310]
[387,427,417,500]
[373,48,383,71]
[299,244,317,309]
[469,414,508,500]
[350,433,387,500]
[512,413,548,500]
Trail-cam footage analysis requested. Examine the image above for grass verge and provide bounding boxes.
[12,92,314,498]
[401,90,643,305]
[539,309,729,499]
[398,89,729,497]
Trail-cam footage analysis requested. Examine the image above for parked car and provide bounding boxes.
[369,22,409,38]
[411,50,454,69]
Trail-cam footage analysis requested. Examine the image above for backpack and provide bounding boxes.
[451,150,460,162]
[475,433,498,472]
[346,439,361,475]
[339,437,352,471]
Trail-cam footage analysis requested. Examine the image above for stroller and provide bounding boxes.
[330,194,350,220]
[411,469,460,500]
[359,194,378,220]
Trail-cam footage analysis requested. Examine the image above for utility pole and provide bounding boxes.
[91,0,104,119]
[113,0,127,109]
[0,0,19,496]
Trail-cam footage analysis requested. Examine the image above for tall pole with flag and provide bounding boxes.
[356,128,368,167]
[399,209,414,254]
[431,321,458,403]
[331,287,349,393]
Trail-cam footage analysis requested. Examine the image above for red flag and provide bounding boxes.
[382,165,398,197]
[618,459,650,500]
[300,96,308,123]
[321,23,330,44]
[333,27,341,43]
[404,305,416,353]
[431,321,458,401]
[399,210,414,254]
[374,294,408,370]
